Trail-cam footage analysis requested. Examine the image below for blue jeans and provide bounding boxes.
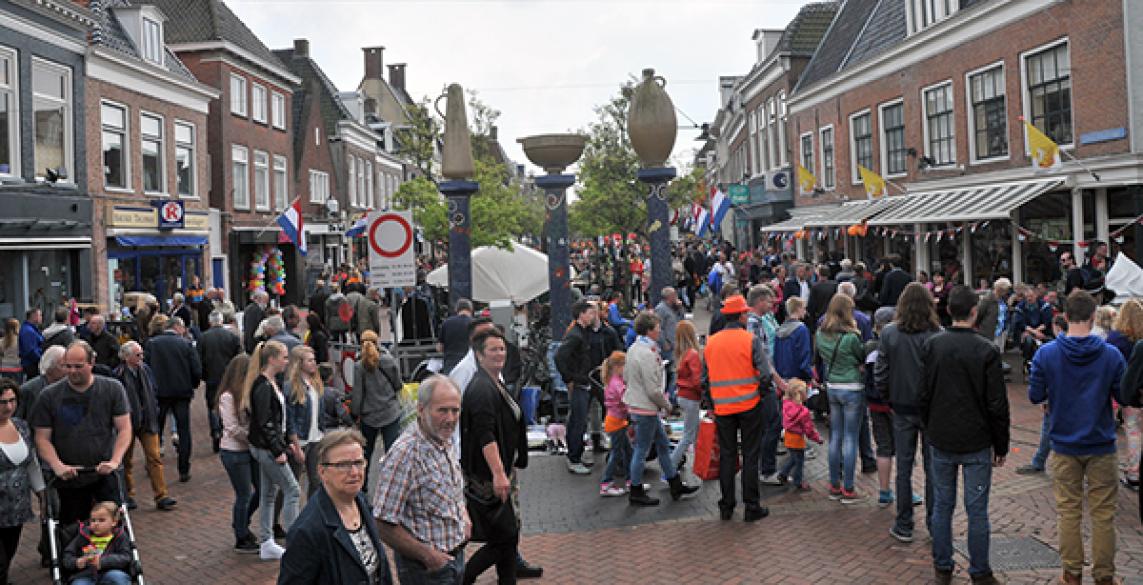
[219,449,261,541]
[670,397,701,471]
[1031,411,1052,469]
[249,446,300,544]
[758,391,782,477]
[629,414,676,485]
[566,385,592,465]
[396,550,465,584]
[894,413,934,535]
[778,448,806,485]
[828,390,864,490]
[70,569,132,585]
[930,447,994,577]
[601,427,631,485]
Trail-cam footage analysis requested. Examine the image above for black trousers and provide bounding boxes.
[158,397,192,475]
[757,391,781,476]
[0,524,21,584]
[716,401,763,511]
[57,473,122,527]
[464,536,517,585]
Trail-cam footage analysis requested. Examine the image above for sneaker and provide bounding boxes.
[912,493,924,506]
[878,490,894,508]
[759,472,783,486]
[889,526,914,543]
[1015,465,1045,475]
[935,568,953,585]
[567,462,591,475]
[599,483,626,497]
[840,489,864,505]
[259,539,285,561]
[234,536,259,554]
[156,497,178,511]
[828,486,843,500]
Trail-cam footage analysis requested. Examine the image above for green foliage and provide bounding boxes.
[393,177,447,243]
[569,90,644,237]
[395,97,439,178]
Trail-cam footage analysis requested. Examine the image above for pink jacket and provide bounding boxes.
[782,400,822,444]
[604,375,629,421]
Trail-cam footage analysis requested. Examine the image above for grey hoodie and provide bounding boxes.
[776,320,802,339]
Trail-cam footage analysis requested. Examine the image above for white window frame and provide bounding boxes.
[271,92,286,130]
[357,156,366,208]
[141,17,163,65]
[348,156,357,207]
[230,74,247,116]
[253,150,270,211]
[309,169,329,204]
[906,0,960,36]
[878,98,907,179]
[777,92,788,167]
[848,109,872,186]
[174,120,196,198]
[765,97,777,169]
[232,145,249,210]
[1020,37,1074,154]
[251,83,267,124]
[920,80,956,167]
[100,100,130,191]
[965,61,1009,165]
[0,45,19,177]
[819,125,835,191]
[140,111,165,195]
[273,154,287,211]
[31,57,73,183]
[365,161,374,209]
[314,127,321,146]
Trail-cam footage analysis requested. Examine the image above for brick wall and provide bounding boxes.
[293,89,336,221]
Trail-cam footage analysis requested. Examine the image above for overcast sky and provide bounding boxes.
[230,0,807,174]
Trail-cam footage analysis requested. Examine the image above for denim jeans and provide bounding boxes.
[758,391,782,477]
[629,414,676,485]
[670,397,701,471]
[565,385,592,465]
[827,390,863,490]
[157,396,192,475]
[601,427,631,485]
[930,447,993,577]
[219,449,261,541]
[249,446,300,543]
[70,569,132,585]
[778,448,806,485]
[894,412,934,535]
[397,550,465,585]
[1031,411,1052,470]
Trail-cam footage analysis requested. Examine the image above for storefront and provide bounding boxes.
[230,228,304,307]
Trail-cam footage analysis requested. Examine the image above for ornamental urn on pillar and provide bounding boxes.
[627,68,677,168]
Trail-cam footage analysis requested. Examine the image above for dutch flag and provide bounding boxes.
[345,215,368,238]
[693,203,710,238]
[710,186,731,230]
[276,200,307,256]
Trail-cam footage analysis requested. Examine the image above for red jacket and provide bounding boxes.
[675,348,702,402]
[782,400,822,444]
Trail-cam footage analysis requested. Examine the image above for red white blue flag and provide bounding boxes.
[276,200,307,256]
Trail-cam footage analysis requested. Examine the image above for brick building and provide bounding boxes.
[778,0,1143,286]
[85,0,218,314]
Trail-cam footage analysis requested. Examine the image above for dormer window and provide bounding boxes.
[907,0,959,35]
[141,18,163,65]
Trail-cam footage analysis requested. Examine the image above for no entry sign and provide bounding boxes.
[367,210,417,289]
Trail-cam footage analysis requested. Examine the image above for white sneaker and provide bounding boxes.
[260,539,285,560]
[759,472,783,486]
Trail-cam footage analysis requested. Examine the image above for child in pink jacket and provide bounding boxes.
[600,351,632,496]
[777,379,823,490]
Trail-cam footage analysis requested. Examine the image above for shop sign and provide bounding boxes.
[156,200,185,229]
[109,206,155,229]
[367,209,416,288]
[729,184,750,205]
[185,212,209,231]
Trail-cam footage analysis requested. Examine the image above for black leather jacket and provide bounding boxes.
[248,374,289,457]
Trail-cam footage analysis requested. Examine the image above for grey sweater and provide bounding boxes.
[623,339,671,413]
[351,353,402,428]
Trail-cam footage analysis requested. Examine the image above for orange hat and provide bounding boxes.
[721,294,749,315]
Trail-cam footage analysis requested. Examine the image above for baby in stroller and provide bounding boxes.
[61,501,132,585]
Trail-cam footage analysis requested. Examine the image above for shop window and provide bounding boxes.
[819,126,835,190]
[232,145,249,209]
[102,102,128,189]
[273,155,287,211]
[968,64,1007,161]
[254,150,270,211]
[849,110,872,184]
[1025,41,1072,145]
[880,101,906,177]
[0,48,17,177]
[32,58,72,182]
[923,82,955,166]
[141,112,164,193]
[175,122,194,197]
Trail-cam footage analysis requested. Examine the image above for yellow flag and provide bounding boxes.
[797,163,817,195]
[858,165,886,199]
[1024,120,1062,171]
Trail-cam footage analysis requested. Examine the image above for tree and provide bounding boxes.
[393,177,447,243]
[395,97,439,178]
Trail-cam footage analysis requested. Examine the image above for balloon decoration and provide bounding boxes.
[248,246,287,296]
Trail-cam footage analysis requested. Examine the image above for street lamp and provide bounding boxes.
[518,133,586,341]
[628,68,677,308]
[438,83,478,309]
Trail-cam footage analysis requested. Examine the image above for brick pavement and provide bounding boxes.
[7,310,1142,583]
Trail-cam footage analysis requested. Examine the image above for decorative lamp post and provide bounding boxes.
[628,68,677,308]
[438,83,478,309]
[518,134,586,341]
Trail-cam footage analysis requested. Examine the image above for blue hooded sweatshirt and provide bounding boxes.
[773,319,813,382]
[1028,334,1126,456]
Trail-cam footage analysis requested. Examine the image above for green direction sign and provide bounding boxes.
[728,184,750,205]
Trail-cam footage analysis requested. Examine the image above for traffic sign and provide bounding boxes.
[367,210,417,289]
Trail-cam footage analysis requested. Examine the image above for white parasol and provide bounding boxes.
[425,244,574,303]
[1106,253,1143,304]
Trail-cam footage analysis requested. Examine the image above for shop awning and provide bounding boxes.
[805,197,907,227]
[759,204,841,233]
[867,178,1066,226]
[115,235,208,247]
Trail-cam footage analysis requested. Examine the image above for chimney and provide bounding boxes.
[363,47,385,80]
[388,63,407,91]
[293,39,309,58]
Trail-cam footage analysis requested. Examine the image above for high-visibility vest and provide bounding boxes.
[703,327,761,416]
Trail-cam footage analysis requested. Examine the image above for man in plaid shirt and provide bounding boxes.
[375,375,469,584]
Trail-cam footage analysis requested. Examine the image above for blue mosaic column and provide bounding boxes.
[441,180,478,310]
[638,167,676,308]
[537,173,576,341]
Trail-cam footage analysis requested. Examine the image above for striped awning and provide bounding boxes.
[805,197,907,227]
[759,204,841,233]
[867,178,1066,226]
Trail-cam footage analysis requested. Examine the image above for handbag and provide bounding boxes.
[808,333,845,413]
[464,479,516,543]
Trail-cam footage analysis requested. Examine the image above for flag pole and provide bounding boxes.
[255,196,303,238]
[1059,148,1101,182]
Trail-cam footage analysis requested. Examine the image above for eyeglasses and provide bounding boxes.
[0,398,16,406]
[321,459,366,472]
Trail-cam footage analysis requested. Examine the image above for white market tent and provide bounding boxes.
[426,244,574,304]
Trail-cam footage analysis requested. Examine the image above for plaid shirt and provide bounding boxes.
[373,422,467,553]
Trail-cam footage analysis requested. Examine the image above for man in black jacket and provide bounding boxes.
[242,290,268,354]
[919,285,1009,585]
[554,300,597,474]
[82,315,120,369]
[199,311,242,452]
[146,318,202,482]
[879,254,913,307]
[114,341,177,511]
[806,265,838,332]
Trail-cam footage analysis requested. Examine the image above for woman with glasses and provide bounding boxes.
[0,378,43,584]
[278,428,392,584]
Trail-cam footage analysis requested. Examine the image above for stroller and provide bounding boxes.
[42,468,145,585]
